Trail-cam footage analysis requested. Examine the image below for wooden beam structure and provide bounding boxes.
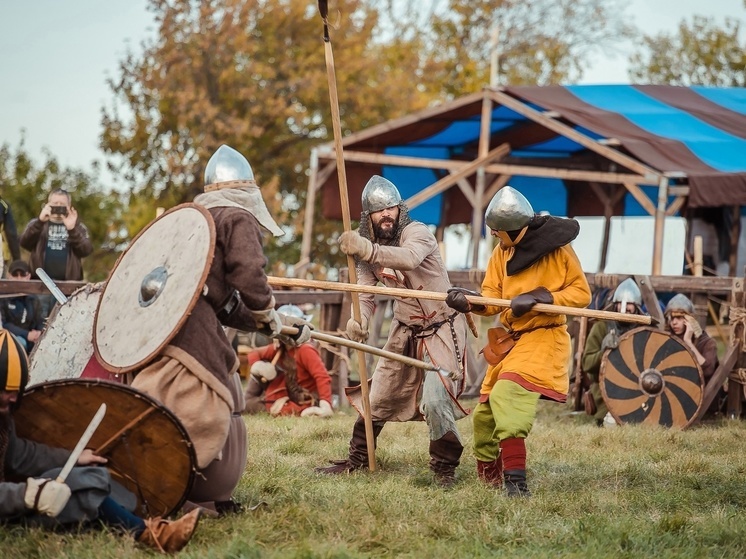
[300,87,696,276]
[320,149,656,185]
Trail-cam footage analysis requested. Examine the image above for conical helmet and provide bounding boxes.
[612,278,642,313]
[484,186,534,231]
[664,293,694,317]
[204,145,255,187]
[277,304,312,323]
[361,175,401,213]
[0,329,29,404]
[198,144,283,237]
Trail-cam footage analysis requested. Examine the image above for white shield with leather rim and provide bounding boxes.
[93,203,216,373]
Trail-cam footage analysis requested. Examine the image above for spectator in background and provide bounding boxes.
[0,261,44,352]
[20,189,93,318]
[581,278,648,427]
[0,196,22,277]
[665,294,723,416]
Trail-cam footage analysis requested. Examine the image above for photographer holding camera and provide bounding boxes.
[20,189,93,318]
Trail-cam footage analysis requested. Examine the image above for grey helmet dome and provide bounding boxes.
[277,304,312,322]
[612,278,642,309]
[204,145,255,186]
[664,293,694,316]
[361,175,402,213]
[484,186,534,231]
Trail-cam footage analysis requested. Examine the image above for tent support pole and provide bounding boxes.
[471,93,494,268]
[652,176,668,275]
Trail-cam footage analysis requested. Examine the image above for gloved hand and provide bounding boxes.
[346,316,369,343]
[249,303,284,337]
[269,396,290,416]
[445,287,486,313]
[250,360,277,381]
[277,314,313,347]
[24,478,71,517]
[510,287,553,318]
[685,315,702,338]
[300,400,334,418]
[339,231,374,261]
[601,329,619,351]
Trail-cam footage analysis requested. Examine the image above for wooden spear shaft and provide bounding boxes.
[268,276,655,326]
[318,2,376,470]
[279,327,455,377]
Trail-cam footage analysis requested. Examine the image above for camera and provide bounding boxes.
[50,206,68,216]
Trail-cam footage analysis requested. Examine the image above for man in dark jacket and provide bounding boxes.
[20,188,93,319]
[0,328,201,553]
[20,189,93,282]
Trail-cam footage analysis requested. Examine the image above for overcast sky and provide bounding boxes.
[0,0,741,189]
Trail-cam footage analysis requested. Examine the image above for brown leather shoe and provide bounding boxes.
[138,508,201,553]
[433,469,456,488]
[314,459,365,474]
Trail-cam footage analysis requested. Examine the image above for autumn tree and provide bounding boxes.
[402,0,635,92]
[0,138,127,282]
[101,0,440,275]
[630,8,746,86]
[102,0,635,274]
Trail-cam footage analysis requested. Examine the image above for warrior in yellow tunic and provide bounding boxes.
[447,186,591,496]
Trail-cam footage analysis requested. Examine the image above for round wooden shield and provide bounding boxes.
[600,327,704,428]
[28,283,122,386]
[15,379,196,517]
[93,204,215,373]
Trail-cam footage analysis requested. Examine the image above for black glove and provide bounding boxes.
[446,287,486,313]
[510,287,553,318]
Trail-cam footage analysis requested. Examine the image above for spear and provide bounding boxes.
[279,326,458,379]
[268,276,655,326]
[317,0,376,470]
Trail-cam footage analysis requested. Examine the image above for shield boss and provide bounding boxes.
[600,327,704,429]
[94,204,215,373]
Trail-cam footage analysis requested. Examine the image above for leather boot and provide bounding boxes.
[476,458,502,487]
[504,470,531,497]
[429,431,463,488]
[137,508,201,553]
[315,416,384,474]
[500,437,530,497]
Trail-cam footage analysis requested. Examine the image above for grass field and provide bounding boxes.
[3,399,746,558]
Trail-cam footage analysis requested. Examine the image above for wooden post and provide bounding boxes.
[652,176,668,275]
[319,4,376,469]
[727,276,745,419]
[471,93,493,268]
[729,206,741,277]
[634,275,665,326]
[693,235,703,277]
[297,148,319,276]
[572,317,589,411]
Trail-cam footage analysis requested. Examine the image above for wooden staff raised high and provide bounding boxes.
[268,276,656,325]
[317,0,376,471]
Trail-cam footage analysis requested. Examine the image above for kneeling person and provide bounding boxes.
[244,304,333,418]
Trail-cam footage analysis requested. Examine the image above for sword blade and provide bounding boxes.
[55,403,107,483]
[35,268,68,305]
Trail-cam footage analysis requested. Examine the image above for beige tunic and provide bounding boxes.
[347,222,469,430]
